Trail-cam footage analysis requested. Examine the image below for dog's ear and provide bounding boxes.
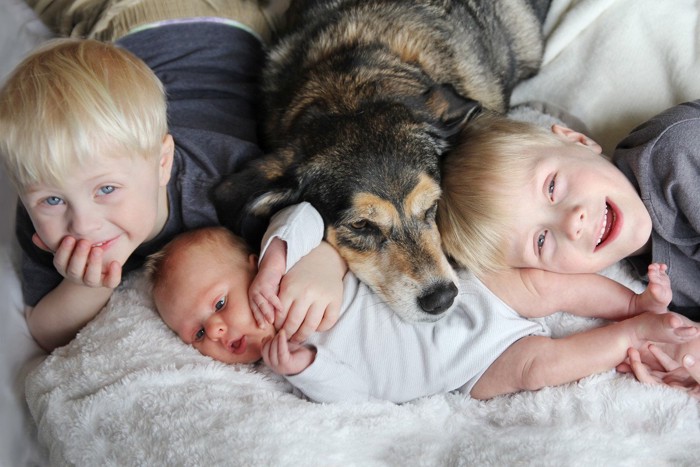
[247,184,301,217]
[212,150,302,248]
[423,83,482,138]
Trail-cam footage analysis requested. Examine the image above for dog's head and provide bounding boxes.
[214,84,480,322]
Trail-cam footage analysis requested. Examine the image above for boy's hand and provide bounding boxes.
[261,329,315,376]
[630,263,672,315]
[35,234,122,289]
[622,345,700,400]
[276,242,345,343]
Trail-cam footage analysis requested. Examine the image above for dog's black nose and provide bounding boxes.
[418,282,458,315]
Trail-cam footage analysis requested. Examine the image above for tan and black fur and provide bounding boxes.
[214,0,550,322]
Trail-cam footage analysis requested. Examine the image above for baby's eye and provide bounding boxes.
[44,196,64,206]
[98,185,116,196]
[194,328,205,342]
[537,231,547,252]
[215,297,226,311]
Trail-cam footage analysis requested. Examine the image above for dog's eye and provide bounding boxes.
[425,203,438,223]
[350,220,368,230]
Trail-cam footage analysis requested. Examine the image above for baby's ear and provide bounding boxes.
[551,124,602,154]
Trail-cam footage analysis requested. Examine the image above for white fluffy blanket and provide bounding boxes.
[26,271,700,466]
[23,0,700,465]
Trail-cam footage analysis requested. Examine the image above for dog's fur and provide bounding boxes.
[214,0,550,322]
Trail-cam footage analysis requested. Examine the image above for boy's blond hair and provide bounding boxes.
[0,38,167,189]
[145,227,253,298]
[437,113,568,276]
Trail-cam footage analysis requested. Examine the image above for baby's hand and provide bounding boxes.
[36,234,122,289]
[261,329,316,376]
[632,263,672,315]
[249,264,284,329]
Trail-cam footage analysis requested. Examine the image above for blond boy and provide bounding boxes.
[437,109,700,320]
[0,2,326,351]
[437,109,700,388]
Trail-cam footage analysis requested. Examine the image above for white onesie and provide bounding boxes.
[262,203,550,403]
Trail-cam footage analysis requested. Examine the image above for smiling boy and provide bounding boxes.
[438,106,700,320]
[0,2,296,351]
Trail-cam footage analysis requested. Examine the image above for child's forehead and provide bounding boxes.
[20,149,143,190]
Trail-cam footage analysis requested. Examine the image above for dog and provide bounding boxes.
[214,0,550,322]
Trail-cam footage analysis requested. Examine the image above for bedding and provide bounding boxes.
[0,2,54,466]
[3,0,700,465]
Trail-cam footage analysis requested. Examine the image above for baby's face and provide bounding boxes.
[502,134,651,273]
[155,241,275,364]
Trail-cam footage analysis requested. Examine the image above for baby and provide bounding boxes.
[147,203,699,403]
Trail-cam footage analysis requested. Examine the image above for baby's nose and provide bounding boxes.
[205,318,227,341]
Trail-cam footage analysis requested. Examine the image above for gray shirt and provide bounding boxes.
[614,99,700,320]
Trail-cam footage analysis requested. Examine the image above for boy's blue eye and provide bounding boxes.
[215,297,226,311]
[45,196,63,206]
[194,328,205,342]
[547,178,556,200]
[537,232,546,251]
[98,185,116,195]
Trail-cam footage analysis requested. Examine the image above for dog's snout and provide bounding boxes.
[418,282,458,315]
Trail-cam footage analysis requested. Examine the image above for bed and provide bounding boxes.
[2,0,700,465]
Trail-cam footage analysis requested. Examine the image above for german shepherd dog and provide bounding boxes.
[214,0,550,322]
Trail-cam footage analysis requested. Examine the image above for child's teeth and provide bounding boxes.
[596,206,609,246]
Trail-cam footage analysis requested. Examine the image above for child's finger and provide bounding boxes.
[260,300,275,324]
[277,329,290,363]
[265,294,284,318]
[648,344,683,372]
[103,261,122,289]
[52,236,77,272]
[83,248,104,287]
[316,303,340,332]
[273,304,289,331]
[280,301,305,337]
[627,348,658,385]
[65,240,92,279]
[290,305,322,343]
[250,301,268,329]
[267,332,282,368]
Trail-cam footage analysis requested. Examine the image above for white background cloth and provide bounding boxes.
[0,2,53,465]
[3,0,700,465]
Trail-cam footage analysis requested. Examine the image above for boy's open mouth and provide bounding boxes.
[595,202,616,249]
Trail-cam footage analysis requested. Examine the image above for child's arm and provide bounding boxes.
[470,310,700,400]
[262,329,374,403]
[277,241,346,342]
[26,282,115,351]
[252,202,347,342]
[480,263,670,320]
[26,236,122,351]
